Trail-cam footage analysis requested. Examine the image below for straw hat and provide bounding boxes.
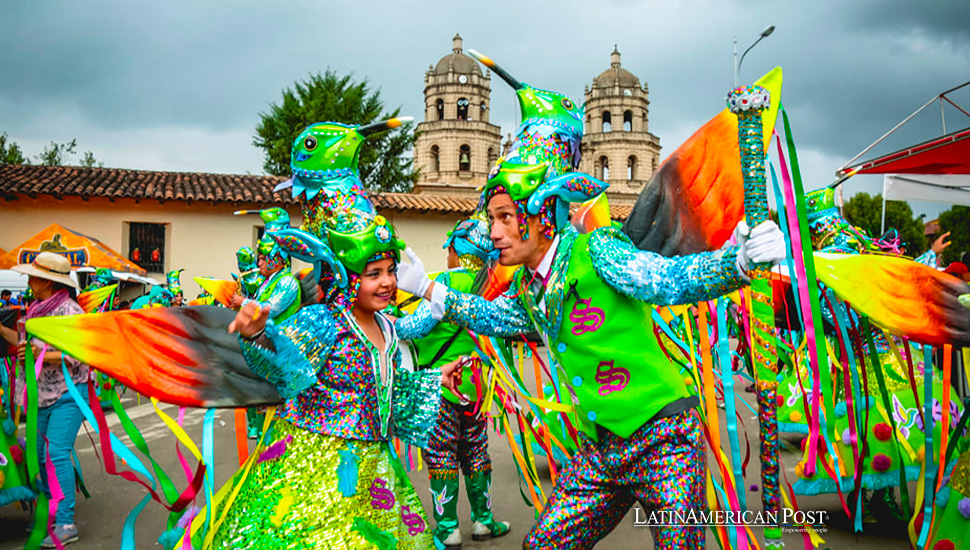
[12,252,79,289]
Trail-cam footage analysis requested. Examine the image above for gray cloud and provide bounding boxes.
[1,0,967,217]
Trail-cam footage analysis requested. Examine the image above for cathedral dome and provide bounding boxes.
[592,47,639,89]
[433,34,483,77]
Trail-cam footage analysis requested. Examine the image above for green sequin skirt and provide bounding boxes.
[205,419,433,549]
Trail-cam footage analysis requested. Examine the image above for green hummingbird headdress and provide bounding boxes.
[234,246,264,298]
[266,119,410,288]
[234,207,293,269]
[481,161,609,235]
[469,49,607,238]
[469,49,583,177]
[166,268,185,295]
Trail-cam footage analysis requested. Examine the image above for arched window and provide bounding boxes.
[598,156,609,180]
[457,98,469,121]
[487,147,497,170]
[623,110,633,132]
[602,111,612,133]
[430,145,440,172]
[459,144,471,171]
[436,99,444,121]
[627,155,637,180]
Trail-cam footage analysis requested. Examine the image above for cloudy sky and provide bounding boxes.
[2,0,968,218]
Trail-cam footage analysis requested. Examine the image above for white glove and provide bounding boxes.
[396,247,433,298]
[735,220,786,276]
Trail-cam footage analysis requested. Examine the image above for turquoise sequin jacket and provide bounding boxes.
[241,303,442,448]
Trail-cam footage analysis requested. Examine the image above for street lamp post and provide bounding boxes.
[734,25,776,86]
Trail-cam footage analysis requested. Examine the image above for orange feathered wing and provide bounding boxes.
[622,68,783,255]
[26,306,283,408]
[814,253,970,346]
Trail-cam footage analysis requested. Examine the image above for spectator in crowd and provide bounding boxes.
[0,252,89,547]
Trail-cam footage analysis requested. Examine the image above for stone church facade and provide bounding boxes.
[579,47,662,201]
[412,35,502,196]
[413,37,661,206]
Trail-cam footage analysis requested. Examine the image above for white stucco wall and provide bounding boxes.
[0,195,465,299]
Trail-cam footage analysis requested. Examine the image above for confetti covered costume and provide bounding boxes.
[243,208,302,324]
[166,268,186,303]
[426,222,743,549]
[402,52,750,549]
[187,116,447,549]
[775,187,960,495]
[399,218,509,547]
[929,445,970,550]
[203,303,440,549]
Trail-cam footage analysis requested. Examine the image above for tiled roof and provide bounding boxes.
[0,164,289,203]
[372,192,478,214]
[0,164,631,220]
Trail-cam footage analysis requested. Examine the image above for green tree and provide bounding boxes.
[842,192,928,256]
[937,205,970,265]
[37,138,78,166]
[253,71,416,192]
[0,133,28,165]
[79,150,103,168]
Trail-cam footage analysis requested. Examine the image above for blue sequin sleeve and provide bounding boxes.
[395,301,440,340]
[391,367,443,448]
[238,305,336,399]
[588,225,745,305]
[442,288,534,337]
[395,270,458,340]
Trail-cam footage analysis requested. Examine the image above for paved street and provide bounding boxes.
[0,389,916,550]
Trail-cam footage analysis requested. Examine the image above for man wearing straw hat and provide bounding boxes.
[0,252,89,547]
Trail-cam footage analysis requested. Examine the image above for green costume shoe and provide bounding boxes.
[430,476,462,549]
[246,407,264,440]
[465,472,510,541]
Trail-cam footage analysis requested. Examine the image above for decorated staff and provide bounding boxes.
[727,85,781,549]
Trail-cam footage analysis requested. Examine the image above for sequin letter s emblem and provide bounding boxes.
[595,360,630,396]
[369,478,395,510]
[401,505,427,536]
[569,297,605,336]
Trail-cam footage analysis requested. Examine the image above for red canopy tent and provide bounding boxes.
[841,127,970,176]
[836,81,970,231]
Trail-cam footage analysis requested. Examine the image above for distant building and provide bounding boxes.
[413,34,502,196]
[414,39,661,205]
[580,47,662,201]
[1,38,653,295]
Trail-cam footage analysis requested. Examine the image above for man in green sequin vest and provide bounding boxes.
[398,161,786,549]
[407,218,510,549]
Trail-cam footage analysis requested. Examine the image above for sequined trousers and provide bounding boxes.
[204,419,433,549]
[424,398,491,479]
[524,411,705,550]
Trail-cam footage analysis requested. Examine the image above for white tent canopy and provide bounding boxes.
[883,174,970,206]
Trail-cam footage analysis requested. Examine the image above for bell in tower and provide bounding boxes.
[579,47,662,200]
[413,34,502,195]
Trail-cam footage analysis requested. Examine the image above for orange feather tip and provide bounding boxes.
[193,277,238,308]
[77,284,118,313]
[814,253,970,346]
[571,194,612,233]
